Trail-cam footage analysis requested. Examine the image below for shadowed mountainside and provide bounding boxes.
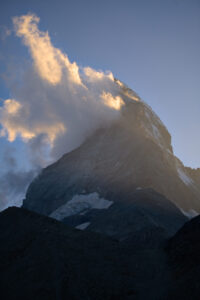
[23,85,200,217]
[1,207,200,299]
[166,215,200,299]
[0,207,135,300]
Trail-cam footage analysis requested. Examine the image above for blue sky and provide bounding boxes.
[0,0,200,168]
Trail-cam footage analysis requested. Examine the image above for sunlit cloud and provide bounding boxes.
[84,67,114,82]
[0,25,12,40]
[3,99,21,115]
[13,14,83,86]
[0,98,66,144]
[0,13,126,160]
[0,13,135,209]
[100,92,124,110]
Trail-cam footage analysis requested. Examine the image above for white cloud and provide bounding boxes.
[0,25,11,41]
[0,13,125,161]
[84,67,114,82]
[0,13,131,210]
[0,145,39,211]
[13,14,83,86]
[100,92,124,110]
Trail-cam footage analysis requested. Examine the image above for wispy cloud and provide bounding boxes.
[0,145,38,211]
[0,14,124,158]
[0,25,11,41]
[0,13,126,210]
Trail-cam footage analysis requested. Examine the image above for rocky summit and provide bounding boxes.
[2,82,200,299]
[23,82,200,225]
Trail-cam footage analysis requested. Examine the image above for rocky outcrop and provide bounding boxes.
[23,86,200,216]
[166,215,200,299]
[62,189,187,243]
[0,207,135,300]
[185,167,200,186]
[1,206,200,299]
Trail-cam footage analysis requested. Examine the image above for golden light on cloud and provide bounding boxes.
[0,98,66,144]
[59,50,83,86]
[0,13,127,162]
[84,67,114,82]
[13,14,83,86]
[4,99,21,115]
[13,14,62,85]
[101,92,124,110]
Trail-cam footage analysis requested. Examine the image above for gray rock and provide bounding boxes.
[23,91,200,216]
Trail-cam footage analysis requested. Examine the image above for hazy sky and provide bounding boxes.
[0,0,199,171]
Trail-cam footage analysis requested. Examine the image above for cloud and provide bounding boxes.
[13,14,83,86]
[1,13,125,158]
[0,145,38,211]
[0,169,37,211]
[101,92,124,110]
[0,13,136,210]
[0,25,11,41]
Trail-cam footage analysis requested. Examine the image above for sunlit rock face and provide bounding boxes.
[23,83,200,218]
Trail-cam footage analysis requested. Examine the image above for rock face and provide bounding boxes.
[3,83,200,299]
[23,83,200,218]
[1,207,200,299]
[0,207,135,300]
[185,167,200,187]
[166,215,200,299]
[62,189,187,244]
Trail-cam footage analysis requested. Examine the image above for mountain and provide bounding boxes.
[185,167,200,187]
[0,207,135,300]
[2,83,200,299]
[23,81,200,226]
[166,215,200,299]
[61,189,187,244]
[1,207,200,299]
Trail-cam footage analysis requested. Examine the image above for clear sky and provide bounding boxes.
[0,0,200,168]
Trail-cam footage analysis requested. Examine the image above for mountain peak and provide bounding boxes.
[23,84,200,221]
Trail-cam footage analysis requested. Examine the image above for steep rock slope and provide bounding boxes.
[23,82,200,217]
[166,215,200,299]
[185,167,200,187]
[0,207,135,300]
[61,189,187,243]
[1,207,200,299]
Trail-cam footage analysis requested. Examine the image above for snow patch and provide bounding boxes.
[180,208,199,219]
[116,80,140,102]
[144,109,163,147]
[143,103,166,129]
[152,124,161,141]
[177,168,193,186]
[145,110,150,120]
[50,192,113,221]
[76,222,91,230]
[166,149,172,155]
